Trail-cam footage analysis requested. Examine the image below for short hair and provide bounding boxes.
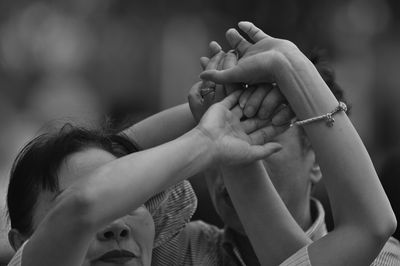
[7,125,138,237]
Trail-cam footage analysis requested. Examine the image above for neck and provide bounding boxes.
[296,198,313,231]
[231,200,314,265]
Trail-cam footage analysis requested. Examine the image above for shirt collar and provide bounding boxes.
[306,198,328,240]
[222,198,328,264]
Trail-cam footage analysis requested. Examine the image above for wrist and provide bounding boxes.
[190,126,219,168]
[274,55,338,119]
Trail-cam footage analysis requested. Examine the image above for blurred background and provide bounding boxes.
[1,0,400,260]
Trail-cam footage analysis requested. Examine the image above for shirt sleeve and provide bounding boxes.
[279,245,311,266]
[7,241,27,266]
[371,237,400,266]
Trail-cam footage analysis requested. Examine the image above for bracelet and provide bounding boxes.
[291,101,347,127]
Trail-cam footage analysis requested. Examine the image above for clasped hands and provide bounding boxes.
[190,22,306,165]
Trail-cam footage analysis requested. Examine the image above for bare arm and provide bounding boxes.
[21,92,281,266]
[121,42,227,150]
[193,47,301,265]
[201,21,396,266]
[122,103,196,149]
[220,161,311,265]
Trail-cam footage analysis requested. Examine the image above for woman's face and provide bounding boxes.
[32,148,155,266]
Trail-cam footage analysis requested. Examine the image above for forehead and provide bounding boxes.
[57,148,117,189]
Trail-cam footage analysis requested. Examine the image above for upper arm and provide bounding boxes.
[122,103,196,149]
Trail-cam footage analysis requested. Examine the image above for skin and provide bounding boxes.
[206,125,319,235]
[7,90,285,266]
[200,21,396,266]
[23,148,155,266]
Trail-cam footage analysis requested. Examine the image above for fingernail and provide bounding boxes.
[272,144,283,152]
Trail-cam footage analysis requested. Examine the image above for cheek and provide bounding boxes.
[127,207,155,244]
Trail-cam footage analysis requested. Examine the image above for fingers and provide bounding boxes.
[248,124,288,145]
[206,51,225,70]
[209,41,222,55]
[242,84,272,117]
[188,82,205,122]
[188,81,203,104]
[200,53,276,84]
[231,105,244,120]
[239,86,256,109]
[200,41,223,70]
[238,21,270,42]
[248,142,282,160]
[241,117,271,134]
[200,67,242,84]
[200,57,209,70]
[222,50,241,94]
[271,105,295,126]
[258,87,285,119]
[214,84,226,102]
[202,50,225,90]
[225,28,251,57]
[220,90,242,109]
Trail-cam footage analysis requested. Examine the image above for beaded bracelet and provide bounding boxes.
[291,101,347,127]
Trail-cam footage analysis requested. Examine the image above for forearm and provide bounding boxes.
[78,127,213,227]
[122,103,196,149]
[221,161,310,265]
[23,128,214,266]
[278,58,396,264]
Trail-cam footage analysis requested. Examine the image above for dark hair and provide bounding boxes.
[7,124,138,237]
[309,50,351,112]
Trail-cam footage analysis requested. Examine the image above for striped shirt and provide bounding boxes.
[7,187,400,265]
[151,198,400,266]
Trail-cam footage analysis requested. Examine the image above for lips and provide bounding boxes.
[98,249,137,264]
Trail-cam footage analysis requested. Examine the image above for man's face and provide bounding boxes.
[206,126,319,233]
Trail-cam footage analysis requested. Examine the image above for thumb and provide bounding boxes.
[188,82,204,115]
[200,66,244,84]
[248,142,282,161]
[220,90,242,109]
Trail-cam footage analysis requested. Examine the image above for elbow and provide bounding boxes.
[370,211,397,244]
[382,212,397,239]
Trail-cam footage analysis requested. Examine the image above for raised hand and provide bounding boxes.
[189,42,240,122]
[199,22,310,86]
[197,90,285,165]
[238,83,295,125]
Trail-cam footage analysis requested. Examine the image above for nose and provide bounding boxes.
[96,220,131,241]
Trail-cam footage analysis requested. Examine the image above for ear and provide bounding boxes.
[8,229,27,251]
[309,151,322,184]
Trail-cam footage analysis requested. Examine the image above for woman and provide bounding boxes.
[6,91,284,266]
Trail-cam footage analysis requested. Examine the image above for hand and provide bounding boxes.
[199,22,310,86]
[197,90,287,166]
[189,42,240,122]
[239,84,295,126]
